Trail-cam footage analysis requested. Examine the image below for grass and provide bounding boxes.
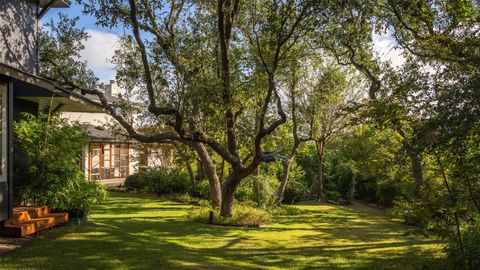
[0,192,447,269]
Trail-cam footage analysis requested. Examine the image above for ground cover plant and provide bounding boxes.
[0,192,447,270]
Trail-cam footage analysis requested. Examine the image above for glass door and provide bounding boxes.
[90,143,101,181]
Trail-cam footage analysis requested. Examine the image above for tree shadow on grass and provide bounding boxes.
[0,194,448,270]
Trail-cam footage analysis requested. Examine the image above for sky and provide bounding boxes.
[42,2,121,82]
[42,3,405,83]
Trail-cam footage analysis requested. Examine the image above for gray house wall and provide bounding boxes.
[0,0,38,74]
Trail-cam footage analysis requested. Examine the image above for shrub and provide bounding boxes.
[14,112,107,214]
[324,190,341,201]
[283,180,308,204]
[251,175,279,207]
[233,175,279,207]
[445,223,480,270]
[55,179,108,216]
[123,171,153,192]
[354,176,378,203]
[234,179,255,203]
[376,181,398,205]
[334,161,358,202]
[194,180,211,200]
[296,146,318,189]
[391,198,431,228]
[187,203,273,226]
[154,169,191,195]
[125,167,191,195]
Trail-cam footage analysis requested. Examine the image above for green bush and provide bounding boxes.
[194,179,211,200]
[391,198,431,227]
[233,175,279,207]
[187,203,273,226]
[376,181,398,205]
[354,176,378,203]
[14,112,107,214]
[324,190,341,201]
[334,161,357,202]
[234,178,255,203]
[283,180,308,204]
[251,175,279,207]
[445,223,480,270]
[296,146,318,189]
[123,171,153,192]
[124,167,192,195]
[55,179,108,216]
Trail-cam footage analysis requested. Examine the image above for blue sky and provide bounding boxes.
[41,3,404,83]
[42,3,121,82]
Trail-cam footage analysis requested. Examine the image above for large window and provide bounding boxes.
[89,142,129,181]
[0,82,6,183]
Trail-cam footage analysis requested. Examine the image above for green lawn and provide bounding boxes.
[0,192,446,269]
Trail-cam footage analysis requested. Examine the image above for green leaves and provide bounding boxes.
[13,112,105,212]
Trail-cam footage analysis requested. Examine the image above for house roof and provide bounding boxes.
[0,63,104,113]
[82,93,121,104]
[39,0,70,8]
[85,124,114,141]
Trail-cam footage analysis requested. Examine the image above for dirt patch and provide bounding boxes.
[0,237,32,256]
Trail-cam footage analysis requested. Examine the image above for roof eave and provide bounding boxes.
[39,0,70,8]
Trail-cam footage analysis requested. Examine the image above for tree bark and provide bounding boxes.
[192,143,222,208]
[277,158,294,204]
[220,172,243,217]
[316,139,326,200]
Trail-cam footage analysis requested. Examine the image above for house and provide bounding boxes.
[0,0,103,228]
[62,80,176,186]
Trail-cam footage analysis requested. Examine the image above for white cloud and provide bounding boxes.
[372,33,405,68]
[80,29,119,82]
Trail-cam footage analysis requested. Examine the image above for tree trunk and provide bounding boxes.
[316,139,326,200]
[410,152,425,192]
[220,172,243,217]
[277,158,293,204]
[192,143,222,209]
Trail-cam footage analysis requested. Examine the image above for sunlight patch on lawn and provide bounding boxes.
[0,192,447,270]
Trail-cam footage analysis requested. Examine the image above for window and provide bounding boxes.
[0,82,6,183]
[89,142,130,180]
